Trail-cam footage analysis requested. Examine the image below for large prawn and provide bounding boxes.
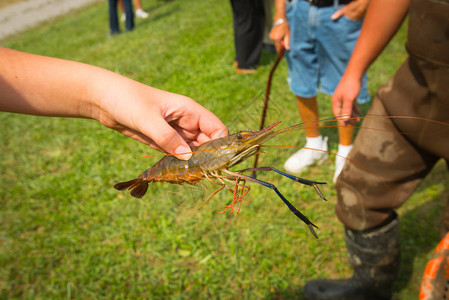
[114,121,327,238]
[114,113,449,238]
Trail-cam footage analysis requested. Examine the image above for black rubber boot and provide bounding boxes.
[303,213,400,300]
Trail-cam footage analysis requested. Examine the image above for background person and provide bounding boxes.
[230,0,266,74]
[270,0,370,183]
[119,0,149,20]
[108,0,134,35]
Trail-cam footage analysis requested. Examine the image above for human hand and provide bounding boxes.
[332,74,361,126]
[269,20,290,51]
[94,77,228,160]
[0,47,228,161]
[331,0,370,21]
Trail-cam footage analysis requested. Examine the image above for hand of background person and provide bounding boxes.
[332,73,361,126]
[331,0,370,21]
[269,19,290,51]
[0,47,228,160]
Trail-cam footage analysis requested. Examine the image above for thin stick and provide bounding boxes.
[253,45,285,176]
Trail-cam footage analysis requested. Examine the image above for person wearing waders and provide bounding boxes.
[302,0,449,299]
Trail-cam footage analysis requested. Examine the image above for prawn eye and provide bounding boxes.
[236,133,243,139]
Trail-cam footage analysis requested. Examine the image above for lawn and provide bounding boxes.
[1,0,448,299]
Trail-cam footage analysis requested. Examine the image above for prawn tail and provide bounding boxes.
[114,178,149,198]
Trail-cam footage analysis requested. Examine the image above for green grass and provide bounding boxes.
[1,1,448,299]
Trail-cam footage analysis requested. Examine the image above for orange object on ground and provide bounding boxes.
[419,232,449,300]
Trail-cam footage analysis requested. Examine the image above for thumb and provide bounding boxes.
[332,96,342,120]
[143,119,192,160]
[331,7,345,20]
[340,98,354,124]
[284,34,290,51]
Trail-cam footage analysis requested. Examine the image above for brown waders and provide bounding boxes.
[304,0,449,298]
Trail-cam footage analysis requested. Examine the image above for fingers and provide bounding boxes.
[352,103,361,123]
[269,23,290,51]
[332,97,343,121]
[167,97,228,144]
[196,107,228,140]
[117,128,165,152]
[332,0,368,20]
[333,93,353,126]
[331,7,346,20]
[334,98,356,126]
[270,32,283,53]
[141,117,193,160]
[341,97,354,120]
[143,96,227,160]
[332,74,364,126]
[335,99,361,126]
[100,81,227,160]
[283,34,290,51]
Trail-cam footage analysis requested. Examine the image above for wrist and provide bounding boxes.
[343,62,365,82]
[85,67,123,122]
[272,18,285,27]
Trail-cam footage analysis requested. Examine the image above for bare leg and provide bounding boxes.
[284,95,328,174]
[338,124,355,146]
[134,0,142,10]
[118,0,124,13]
[334,121,355,183]
[296,95,320,138]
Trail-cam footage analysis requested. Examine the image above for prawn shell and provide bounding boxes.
[190,135,238,171]
[142,156,202,184]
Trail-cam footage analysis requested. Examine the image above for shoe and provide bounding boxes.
[333,144,353,184]
[284,136,328,174]
[136,9,149,19]
[120,14,125,22]
[235,68,256,74]
[303,213,400,300]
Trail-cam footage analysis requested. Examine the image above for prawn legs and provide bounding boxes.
[201,167,327,238]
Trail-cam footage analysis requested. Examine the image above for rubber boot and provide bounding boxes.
[303,213,400,300]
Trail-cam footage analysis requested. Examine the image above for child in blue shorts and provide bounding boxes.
[270,0,370,182]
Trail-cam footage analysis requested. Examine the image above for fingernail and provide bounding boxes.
[331,13,337,20]
[175,145,192,160]
[213,128,228,139]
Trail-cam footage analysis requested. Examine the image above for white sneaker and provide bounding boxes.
[136,9,149,19]
[333,144,353,183]
[120,14,126,22]
[284,136,329,174]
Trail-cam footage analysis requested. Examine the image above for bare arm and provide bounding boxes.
[0,47,228,159]
[332,0,410,122]
[269,0,290,51]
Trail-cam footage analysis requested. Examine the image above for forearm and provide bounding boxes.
[273,0,286,21]
[270,0,290,50]
[344,0,410,80]
[0,47,110,119]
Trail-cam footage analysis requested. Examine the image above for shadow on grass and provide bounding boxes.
[259,48,279,68]
[138,0,181,26]
[264,160,448,299]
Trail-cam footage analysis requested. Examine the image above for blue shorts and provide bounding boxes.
[285,0,370,104]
